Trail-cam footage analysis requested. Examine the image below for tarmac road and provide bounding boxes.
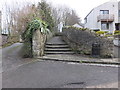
[1,43,119,88]
[2,60,119,88]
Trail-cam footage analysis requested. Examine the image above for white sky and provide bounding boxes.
[0,0,120,22]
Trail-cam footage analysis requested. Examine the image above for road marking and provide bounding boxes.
[67,62,119,68]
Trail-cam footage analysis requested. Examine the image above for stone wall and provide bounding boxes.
[62,27,113,58]
[0,35,8,46]
[7,35,20,43]
[0,34,20,46]
[113,35,120,58]
[32,29,46,58]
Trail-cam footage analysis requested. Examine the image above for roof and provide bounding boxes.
[84,9,94,19]
[73,23,84,28]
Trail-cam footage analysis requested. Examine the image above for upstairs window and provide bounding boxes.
[100,10,109,14]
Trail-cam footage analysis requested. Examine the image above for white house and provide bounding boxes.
[84,0,120,33]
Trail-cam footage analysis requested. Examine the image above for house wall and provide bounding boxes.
[85,1,119,33]
[118,1,120,23]
[0,11,1,34]
[85,10,99,30]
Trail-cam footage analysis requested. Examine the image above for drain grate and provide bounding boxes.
[61,82,86,88]
[66,82,85,85]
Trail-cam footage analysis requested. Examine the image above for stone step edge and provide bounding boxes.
[45,45,69,47]
[46,44,68,45]
[45,48,72,51]
[37,57,120,65]
[45,52,75,54]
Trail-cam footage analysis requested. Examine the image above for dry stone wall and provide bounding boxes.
[32,29,46,58]
[113,35,120,58]
[62,27,113,58]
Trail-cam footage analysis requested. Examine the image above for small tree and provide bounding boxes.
[37,0,54,31]
[51,5,81,31]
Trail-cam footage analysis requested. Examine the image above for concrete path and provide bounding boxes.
[2,60,118,88]
[46,36,66,45]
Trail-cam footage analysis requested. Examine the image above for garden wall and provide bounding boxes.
[32,29,54,58]
[113,35,120,58]
[0,35,8,46]
[0,34,20,46]
[62,27,113,58]
[32,29,46,58]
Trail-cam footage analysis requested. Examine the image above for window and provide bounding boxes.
[119,10,120,17]
[101,22,109,30]
[100,10,109,14]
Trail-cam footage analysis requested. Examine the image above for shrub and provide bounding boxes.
[104,31,109,34]
[105,34,113,37]
[114,30,120,35]
[96,31,105,35]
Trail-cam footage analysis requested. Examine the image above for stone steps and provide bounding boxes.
[45,48,72,51]
[45,36,74,55]
[45,45,69,48]
[45,51,74,54]
[46,43,67,45]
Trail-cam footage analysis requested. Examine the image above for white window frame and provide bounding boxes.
[101,22,109,30]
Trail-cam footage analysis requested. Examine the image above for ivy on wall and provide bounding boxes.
[22,18,50,58]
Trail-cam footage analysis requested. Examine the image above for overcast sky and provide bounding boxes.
[0,0,120,22]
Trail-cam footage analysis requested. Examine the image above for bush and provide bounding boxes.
[105,34,113,37]
[104,31,109,34]
[96,31,105,35]
[114,30,120,35]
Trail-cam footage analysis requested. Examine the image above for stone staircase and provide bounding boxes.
[44,36,74,55]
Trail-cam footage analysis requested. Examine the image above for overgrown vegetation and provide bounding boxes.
[19,0,55,58]
[22,19,49,41]
[3,0,82,57]
[22,19,50,58]
[3,0,54,37]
